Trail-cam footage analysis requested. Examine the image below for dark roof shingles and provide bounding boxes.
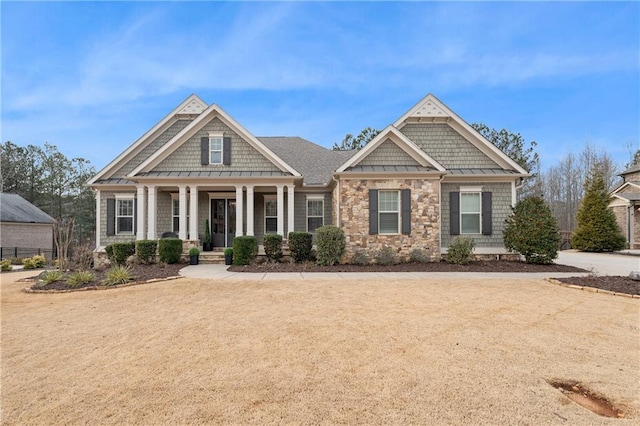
[0,193,54,224]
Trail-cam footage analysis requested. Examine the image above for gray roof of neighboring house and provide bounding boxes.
[0,193,54,224]
[258,137,356,186]
[621,163,640,176]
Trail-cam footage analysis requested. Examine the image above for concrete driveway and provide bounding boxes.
[557,250,640,276]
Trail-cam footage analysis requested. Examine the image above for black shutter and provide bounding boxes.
[200,137,209,165]
[450,192,460,235]
[223,136,231,165]
[106,198,115,236]
[369,189,378,235]
[482,192,492,235]
[401,188,411,235]
[134,198,137,234]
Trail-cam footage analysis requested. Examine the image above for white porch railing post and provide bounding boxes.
[246,185,255,236]
[146,185,157,240]
[277,185,284,236]
[136,186,146,241]
[236,185,244,236]
[178,185,188,240]
[287,185,295,237]
[189,186,199,241]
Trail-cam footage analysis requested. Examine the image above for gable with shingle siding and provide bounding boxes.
[357,139,421,167]
[110,120,192,179]
[400,123,500,169]
[153,117,281,172]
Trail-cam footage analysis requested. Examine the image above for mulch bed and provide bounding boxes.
[27,263,184,291]
[228,261,586,273]
[554,276,640,296]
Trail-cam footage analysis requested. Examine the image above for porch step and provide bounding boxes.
[198,251,226,265]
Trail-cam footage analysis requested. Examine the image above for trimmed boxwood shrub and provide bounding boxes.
[158,238,183,264]
[315,226,345,266]
[374,246,399,265]
[288,232,313,263]
[233,236,258,265]
[136,240,158,264]
[263,233,283,263]
[106,242,135,265]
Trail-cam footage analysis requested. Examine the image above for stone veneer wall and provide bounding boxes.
[338,178,440,261]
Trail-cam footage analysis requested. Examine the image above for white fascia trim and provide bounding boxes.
[610,181,640,196]
[609,195,631,205]
[114,193,136,199]
[336,125,446,173]
[393,93,529,175]
[130,104,300,177]
[88,94,207,185]
[305,194,325,200]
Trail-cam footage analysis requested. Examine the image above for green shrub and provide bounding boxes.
[315,226,346,266]
[105,244,114,262]
[409,248,431,263]
[374,246,399,266]
[68,270,95,287]
[572,174,626,252]
[103,265,133,286]
[106,242,135,265]
[158,238,183,264]
[39,270,64,285]
[188,247,200,256]
[263,234,283,263]
[31,255,47,268]
[446,237,475,265]
[350,250,370,266]
[9,257,23,265]
[288,232,313,263]
[223,248,233,257]
[22,258,36,270]
[136,240,158,264]
[503,196,562,264]
[233,236,258,265]
[1,259,12,271]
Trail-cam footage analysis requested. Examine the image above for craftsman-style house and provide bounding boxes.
[88,93,529,260]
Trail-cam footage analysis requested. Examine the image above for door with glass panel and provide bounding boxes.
[210,199,236,248]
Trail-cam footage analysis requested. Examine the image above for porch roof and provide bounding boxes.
[136,170,290,178]
[448,168,521,175]
[342,165,435,173]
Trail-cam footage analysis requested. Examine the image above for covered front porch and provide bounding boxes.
[133,177,299,249]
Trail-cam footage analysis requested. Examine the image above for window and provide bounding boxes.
[378,190,399,234]
[172,198,190,233]
[116,199,134,234]
[265,198,278,233]
[460,192,481,234]
[307,198,324,233]
[209,137,223,164]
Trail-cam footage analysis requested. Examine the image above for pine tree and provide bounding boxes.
[503,196,561,264]
[572,174,626,252]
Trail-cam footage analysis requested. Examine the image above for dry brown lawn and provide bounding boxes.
[2,270,639,425]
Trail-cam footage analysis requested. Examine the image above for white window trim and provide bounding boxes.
[170,194,190,233]
[378,190,400,235]
[116,197,135,235]
[264,195,278,234]
[208,132,224,165]
[460,192,482,235]
[306,196,324,233]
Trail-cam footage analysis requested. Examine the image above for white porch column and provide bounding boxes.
[235,185,244,236]
[287,185,295,236]
[189,186,199,241]
[136,185,146,241]
[246,185,255,236]
[147,185,157,240]
[178,185,188,240]
[95,190,101,249]
[277,185,284,236]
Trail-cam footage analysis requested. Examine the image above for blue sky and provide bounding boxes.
[2,1,638,173]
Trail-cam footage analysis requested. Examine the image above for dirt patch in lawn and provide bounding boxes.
[229,260,586,273]
[548,379,625,418]
[554,276,640,296]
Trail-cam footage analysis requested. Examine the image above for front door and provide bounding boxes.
[211,199,236,248]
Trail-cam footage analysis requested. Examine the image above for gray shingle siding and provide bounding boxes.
[400,123,499,169]
[358,139,421,167]
[100,190,137,245]
[441,182,512,248]
[111,120,191,178]
[154,117,281,172]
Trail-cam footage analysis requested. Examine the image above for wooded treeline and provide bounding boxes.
[0,141,96,243]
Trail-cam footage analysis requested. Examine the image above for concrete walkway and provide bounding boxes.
[179,263,589,281]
